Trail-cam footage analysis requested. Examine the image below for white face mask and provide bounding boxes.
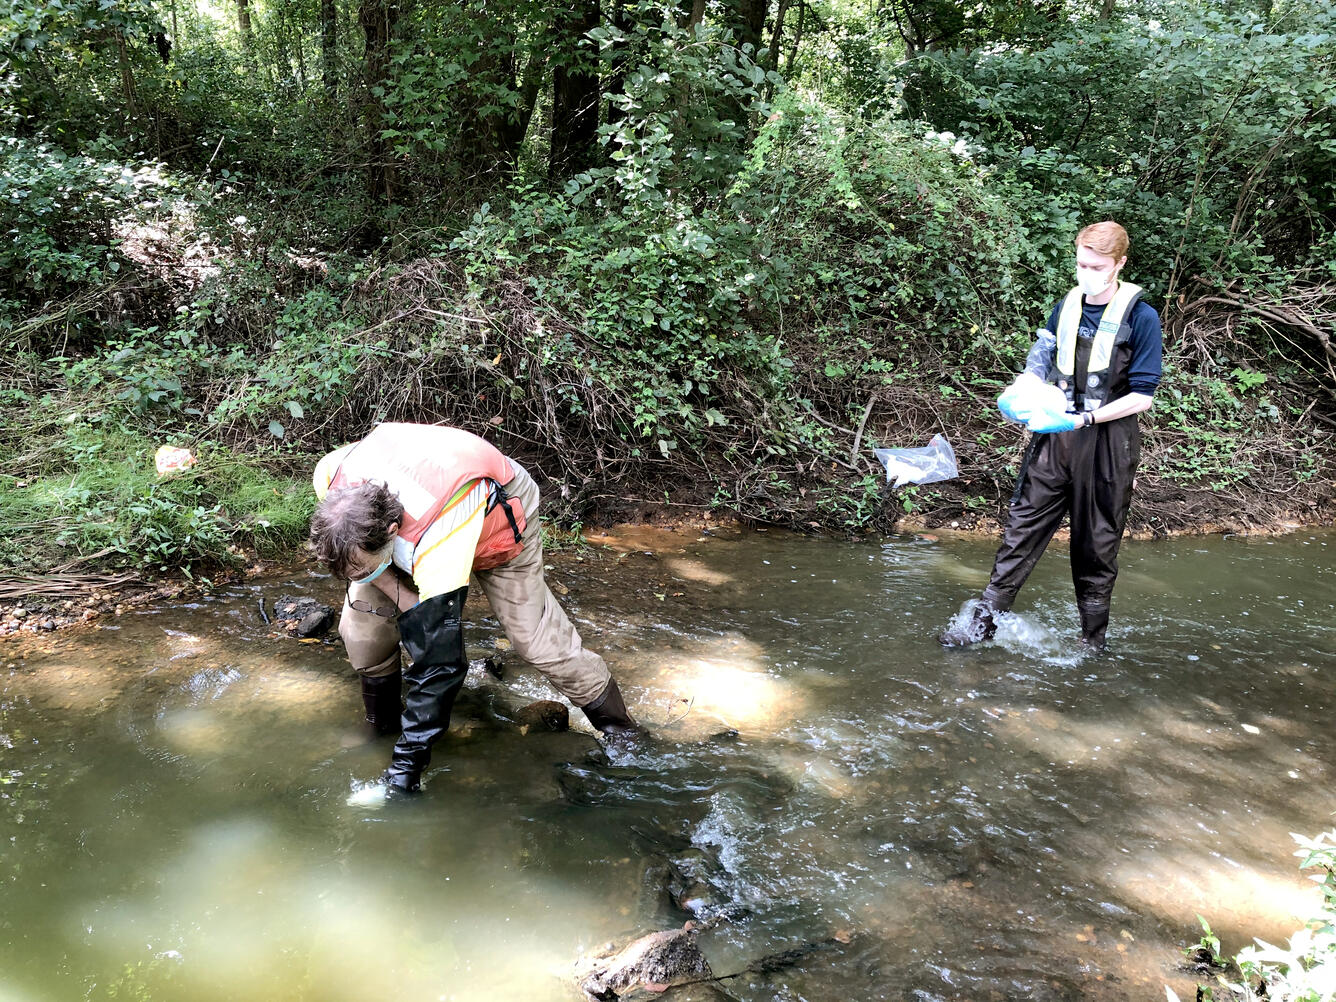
[1076,266,1115,297]
[350,540,394,584]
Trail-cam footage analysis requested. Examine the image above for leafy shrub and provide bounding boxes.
[900,4,1336,296]
[0,138,168,299]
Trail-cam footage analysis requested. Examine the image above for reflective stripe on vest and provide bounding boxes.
[327,423,527,570]
[1055,281,1144,376]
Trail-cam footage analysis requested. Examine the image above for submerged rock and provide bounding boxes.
[272,595,336,638]
[469,656,504,679]
[514,699,569,733]
[577,926,713,1000]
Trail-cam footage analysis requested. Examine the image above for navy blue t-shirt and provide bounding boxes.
[1044,297,1163,396]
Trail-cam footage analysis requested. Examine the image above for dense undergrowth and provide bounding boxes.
[2,1,1335,585]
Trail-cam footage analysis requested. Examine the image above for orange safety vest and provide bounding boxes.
[327,423,527,571]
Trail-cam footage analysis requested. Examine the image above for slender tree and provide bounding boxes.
[359,0,400,201]
[236,0,255,51]
[550,0,601,179]
[322,0,338,97]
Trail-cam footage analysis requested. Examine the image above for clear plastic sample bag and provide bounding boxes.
[874,433,959,488]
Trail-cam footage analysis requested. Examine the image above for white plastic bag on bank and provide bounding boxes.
[874,433,959,488]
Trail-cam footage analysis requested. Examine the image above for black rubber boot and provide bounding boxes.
[938,601,998,648]
[360,670,402,735]
[582,678,641,738]
[1078,601,1110,651]
[381,588,469,793]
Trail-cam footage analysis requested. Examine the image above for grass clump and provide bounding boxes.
[0,403,314,578]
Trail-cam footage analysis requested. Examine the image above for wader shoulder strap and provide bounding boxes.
[487,483,523,544]
[1056,282,1144,376]
[1089,282,1144,372]
[1055,289,1085,375]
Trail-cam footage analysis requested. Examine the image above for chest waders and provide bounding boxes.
[942,285,1145,650]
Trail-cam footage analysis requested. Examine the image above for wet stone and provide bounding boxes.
[469,656,504,679]
[577,926,713,1001]
[272,595,336,638]
[514,700,569,732]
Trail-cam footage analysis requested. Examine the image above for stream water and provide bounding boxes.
[2,525,1334,1001]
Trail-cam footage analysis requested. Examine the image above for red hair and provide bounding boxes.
[1076,221,1129,260]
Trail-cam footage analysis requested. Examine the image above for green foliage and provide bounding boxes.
[1,0,167,134]
[447,20,824,457]
[902,3,1336,293]
[0,411,313,574]
[206,285,381,437]
[61,329,198,415]
[582,15,781,205]
[0,138,168,300]
[1146,363,1302,490]
[1196,916,1226,965]
[0,0,1333,575]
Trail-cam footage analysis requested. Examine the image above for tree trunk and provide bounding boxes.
[687,0,706,28]
[784,0,804,76]
[236,0,254,51]
[1100,0,1116,19]
[502,54,547,165]
[322,0,337,97]
[115,30,139,118]
[549,0,601,180]
[730,0,767,56]
[464,38,519,179]
[275,1,294,90]
[359,0,400,202]
[767,0,789,69]
[292,11,308,90]
[763,0,789,98]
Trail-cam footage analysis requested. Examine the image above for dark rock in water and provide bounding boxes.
[514,700,569,732]
[296,609,335,637]
[577,926,713,1001]
[273,595,336,638]
[469,656,504,679]
[665,849,748,925]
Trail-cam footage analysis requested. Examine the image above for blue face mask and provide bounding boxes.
[351,542,394,584]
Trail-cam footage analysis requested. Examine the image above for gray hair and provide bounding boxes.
[309,482,405,578]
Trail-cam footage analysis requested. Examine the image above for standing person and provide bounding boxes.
[939,221,1163,650]
[309,422,640,794]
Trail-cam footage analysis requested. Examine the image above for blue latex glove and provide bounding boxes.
[1027,410,1081,434]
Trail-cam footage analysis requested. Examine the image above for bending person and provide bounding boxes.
[309,422,640,793]
[940,221,1163,650]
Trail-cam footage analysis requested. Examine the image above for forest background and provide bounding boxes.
[2,0,1335,583]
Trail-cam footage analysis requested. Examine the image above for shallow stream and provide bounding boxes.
[2,526,1334,1001]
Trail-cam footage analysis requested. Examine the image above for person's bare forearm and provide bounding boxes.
[1091,392,1154,424]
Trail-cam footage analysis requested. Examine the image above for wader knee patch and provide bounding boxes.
[354,649,401,679]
